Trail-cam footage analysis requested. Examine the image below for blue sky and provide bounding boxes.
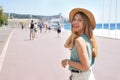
[0,0,120,23]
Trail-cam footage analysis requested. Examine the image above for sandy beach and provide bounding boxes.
[0,28,120,80]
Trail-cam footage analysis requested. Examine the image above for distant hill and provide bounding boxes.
[5,13,69,23]
[5,13,62,19]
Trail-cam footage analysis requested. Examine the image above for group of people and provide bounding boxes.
[29,19,62,40]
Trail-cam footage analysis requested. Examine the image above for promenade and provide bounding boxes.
[0,28,120,80]
[0,28,13,55]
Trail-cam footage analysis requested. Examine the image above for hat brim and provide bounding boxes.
[69,8,96,29]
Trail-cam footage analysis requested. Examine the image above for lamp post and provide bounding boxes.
[115,0,117,39]
[108,0,112,38]
[102,0,104,35]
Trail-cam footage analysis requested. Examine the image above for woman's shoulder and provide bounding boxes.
[76,34,86,42]
[75,36,86,46]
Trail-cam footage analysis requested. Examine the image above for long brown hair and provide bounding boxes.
[71,12,98,58]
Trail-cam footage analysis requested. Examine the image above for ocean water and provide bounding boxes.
[63,23,120,30]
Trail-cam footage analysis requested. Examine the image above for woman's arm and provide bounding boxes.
[67,37,90,70]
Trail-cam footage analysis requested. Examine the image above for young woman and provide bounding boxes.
[61,8,98,80]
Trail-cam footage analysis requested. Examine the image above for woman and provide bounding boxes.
[61,8,98,80]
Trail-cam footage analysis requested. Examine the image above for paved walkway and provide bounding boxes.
[0,28,70,80]
[0,28,13,55]
[93,36,120,80]
[0,28,120,80]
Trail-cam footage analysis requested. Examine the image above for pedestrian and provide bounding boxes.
[30,20,35,40]
[57,23,61,37]
[61,8,98,80]
[34,23,39,40]
[44,24,48,33]
[38,22,43,33]
[21,24,24,30]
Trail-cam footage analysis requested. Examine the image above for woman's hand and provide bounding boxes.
[61,59,69,68]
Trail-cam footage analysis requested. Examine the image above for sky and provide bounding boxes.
[0,0,120,23]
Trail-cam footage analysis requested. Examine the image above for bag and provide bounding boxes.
[34,28,37,32]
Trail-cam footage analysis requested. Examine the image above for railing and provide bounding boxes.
[94,29,120,39]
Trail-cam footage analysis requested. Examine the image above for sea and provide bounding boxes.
[62,22,120,39]
[63,23,120,30]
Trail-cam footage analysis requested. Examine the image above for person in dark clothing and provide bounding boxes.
[21,24,24,30]
[30,20,35,40]
[57,23,61,37]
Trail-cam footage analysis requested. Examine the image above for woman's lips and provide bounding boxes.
[73,25,78,28]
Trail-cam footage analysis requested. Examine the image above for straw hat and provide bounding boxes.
[69,8,96,29]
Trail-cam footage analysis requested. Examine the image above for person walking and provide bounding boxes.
[21,24,24,30]
[34,23,39,40]
[57,23,61,37]
[38,22,43,33]
[30,20,35,40]
[61,8,98,80]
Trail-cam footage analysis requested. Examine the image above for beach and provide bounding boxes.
[64,22,120,39]
[0,28,120,80]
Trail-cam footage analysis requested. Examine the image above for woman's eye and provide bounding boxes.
[72,19,76,21]
[72,19,83,22]
[78,19,82,21]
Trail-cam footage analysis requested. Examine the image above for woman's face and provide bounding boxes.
[71,13,84,34]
